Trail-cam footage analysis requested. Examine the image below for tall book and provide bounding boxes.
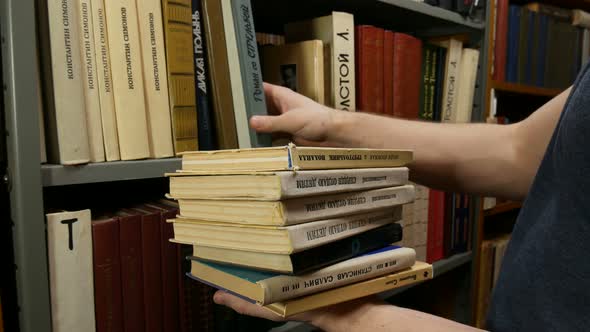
[162,0,199,153]
[506,5,521,83]
[104,0,150,160]
[46,210,95,332]
[192,0,217,151]
[92,217,124,332]
[180,145,413,173]
[261,41,325,104]
[191,246,416,304]
[77,0,105,162]
[284,12,356,111]
[419,44,438,121]
[191,261,432,317]
[431,38,463,123]
[455,48,480,123]
[201,0,238,150]
[392,33,423,119]
[355,25,384,114]
[136,0,175,158]
[426,190,445,263]
[493,0,509,82]
[383,31,394,116]
[91,0,121,161]
[37,0,90,165]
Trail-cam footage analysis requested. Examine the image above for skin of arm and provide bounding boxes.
[213,83,571,330]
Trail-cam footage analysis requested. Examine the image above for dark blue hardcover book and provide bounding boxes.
[525,11,536,85]
[192,0,217,150]
[536,14,549,87]
[506,5,521,83]
[433,47,447,122]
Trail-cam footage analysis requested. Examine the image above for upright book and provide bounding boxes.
[169,167,409,200]
[162,0,199,153]
[180,145,413,172]
[392,33,423,119]
[285,12,356,111]
[455,48,480,123]
[136,0,175,158]
[355,25,384,114]
[104,0,150,160]
[190,246,416,304]
[432,38,463,123]
[37,0,90,165]
[46,210,95,332]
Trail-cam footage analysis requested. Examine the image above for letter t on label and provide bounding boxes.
[61,218,79,250]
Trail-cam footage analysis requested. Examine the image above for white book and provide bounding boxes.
[46,210,95,332]
[455,48,480,123]
[77,0,106,162]
[432,38,463,123]
[91,0,121,161]
[136,0,175,158]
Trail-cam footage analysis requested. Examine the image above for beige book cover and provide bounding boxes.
[104,0,150,160]
[77,0,106,162]
[455,48,480,123]
[136,0,174,158]
[46,210,95,332]
[37,0,90,165]
[162,0,199,153]
[181,145,413,173]
[169,167,409,200]
[262,40,325,104]
[177,185,415,226]
[431,38,463,123]
[91,0,121,161]
[285,12,355,111]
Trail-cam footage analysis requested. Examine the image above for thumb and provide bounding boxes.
[250,111,304,135]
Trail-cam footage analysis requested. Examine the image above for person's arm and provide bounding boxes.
[252,84,570,200]
[213,292,484,332]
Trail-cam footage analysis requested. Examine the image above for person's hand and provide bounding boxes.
[213,290,384,330]
[250,83,348,147]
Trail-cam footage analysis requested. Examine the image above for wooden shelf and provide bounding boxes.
[491,81,563,97]
[484,201,523,217]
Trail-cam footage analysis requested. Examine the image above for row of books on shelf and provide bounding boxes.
[493,1,590,89]
[415,0,486,19]
[38,0,481,166]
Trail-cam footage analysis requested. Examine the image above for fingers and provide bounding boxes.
[250,110,304,135]
[213,291,285,322]
[264,82,315,115]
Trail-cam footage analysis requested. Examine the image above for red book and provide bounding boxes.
[117,211,145,332]
[383,30,394,116]
[392,33,423,119]
[92,217,124,332]
[493,0,509,81]
[144,202,180,332]
[356,25,384,113]
[426,190,445,263]
[130,207,163,332]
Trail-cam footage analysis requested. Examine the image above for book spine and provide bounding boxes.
[278,167,409,199]
[356,26,384,113]
[260,247,416,304]
[91,0,121,161]
[283,185,415,225]
[229,0,272,147]
[525,11,536,85]
[440,39,462,123]
[427,45,437,121]
[536,14,548,87]
[162,0,199,154]
[290,223,402,274]
[426,190,445,263]
[288,207,403,252]
[118,215,146,332]
[383,31,394,116]
[516,7,529,84]
[136,0,175,158]
[77,0,106,162]
[192,0,217,151]
[493,0,508,82]
[201,0,238,149]
[506,5,520,83]
[332,12,356,111]
[433,47,446,122]
[41,0,91,164]
[418,44,431,120]
[157,209,180,332]
[92,218,124,332]
[138,212,164,332]
[392,33,422,119]
[456,48,479,123]
[104,0,150,160]
[46,210,95,331]
[291,146,413,170]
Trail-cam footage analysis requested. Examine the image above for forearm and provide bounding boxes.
[311,300,483,332]
[330,111,522,199]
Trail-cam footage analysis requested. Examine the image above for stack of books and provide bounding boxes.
[167,144,433,317]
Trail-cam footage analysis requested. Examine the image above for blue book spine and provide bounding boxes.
[525,11,536,85]
[537,14,548,87]
[506,5,521,83]
[192,0,217,150]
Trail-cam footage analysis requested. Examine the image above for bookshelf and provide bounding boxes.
[491,80,563,97]
[483,201,523,217]
[1,0,490,331]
